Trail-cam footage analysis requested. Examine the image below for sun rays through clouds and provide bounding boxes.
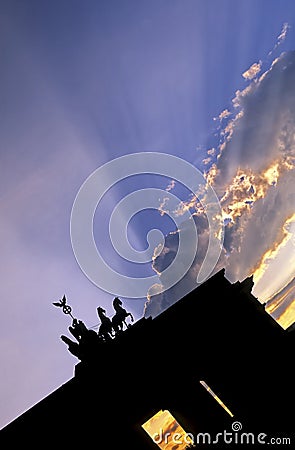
[146,38,295,328]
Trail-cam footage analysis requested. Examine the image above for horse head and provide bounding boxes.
[113,297,122,309]
[97,306,106,318]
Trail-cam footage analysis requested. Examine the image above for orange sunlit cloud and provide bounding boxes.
[242,61,262,80]
[174,160,288,223]
[219,161,285,223]
[218,109,231,121]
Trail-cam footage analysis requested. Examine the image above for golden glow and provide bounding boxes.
[142,410,194,449]
[265,278,295,329]
[275,297,295,329]
[205,163,219,186]
[253,213,295,289]
[219,160,292,224]
[266,288,291,314]
[263,162,279,185]
[171,158,293,222]
[199,381,234,418]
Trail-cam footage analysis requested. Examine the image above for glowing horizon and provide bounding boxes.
[142,409,194,449]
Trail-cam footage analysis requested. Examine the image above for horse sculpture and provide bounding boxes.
[97,306,114,341]
[111,297,134,334]
[55,296,135,360]
[61,318,99,361]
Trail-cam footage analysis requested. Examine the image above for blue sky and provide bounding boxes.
[1,0,295,430]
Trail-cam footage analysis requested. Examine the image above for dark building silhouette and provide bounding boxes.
[1,269,294,447]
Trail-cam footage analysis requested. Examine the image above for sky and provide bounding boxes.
[1,0,295,431]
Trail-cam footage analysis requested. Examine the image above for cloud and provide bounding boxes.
[202,157,212,165]
[277,22,290,45]
[207,148,216,156]
[145,51,295,320]
[145,214,227,317]
[218,109,231,121]
[213,52,295,286]
[278,22,290,44]
[166,179,176,192]
[242,61,262,80]
[209,52,295,187]
[268,23,290,56]
[158,196,170,216]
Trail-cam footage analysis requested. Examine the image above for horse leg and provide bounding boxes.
[123,319,131,329]
[98,325,109,342]
[124,314,133,328]
[110,323,116,337]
